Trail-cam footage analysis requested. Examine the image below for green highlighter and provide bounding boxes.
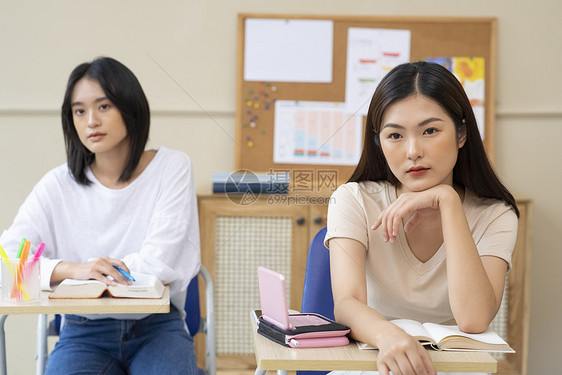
[16,238,26,258]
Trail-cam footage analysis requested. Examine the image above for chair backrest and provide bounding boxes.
[185,273,201,336]
[300,227,334,320]
[190,265,216,375]
[298,227,332,375]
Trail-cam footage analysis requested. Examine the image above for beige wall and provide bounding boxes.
[1,1,560,373]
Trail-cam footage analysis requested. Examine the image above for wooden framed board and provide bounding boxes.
[236,14,497,185]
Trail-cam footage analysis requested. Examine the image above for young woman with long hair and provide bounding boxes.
[326,61,518,375]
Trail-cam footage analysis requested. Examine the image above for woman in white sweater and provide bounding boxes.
[0,57,200,374]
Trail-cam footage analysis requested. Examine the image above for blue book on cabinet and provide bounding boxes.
[212,172,289,194]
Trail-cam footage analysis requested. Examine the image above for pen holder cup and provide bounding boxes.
[1,258,40,303]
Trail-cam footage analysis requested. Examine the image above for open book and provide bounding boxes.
[49,272,165,299]
[358,319,514,353]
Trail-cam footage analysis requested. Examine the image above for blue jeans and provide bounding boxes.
[44,307,198,375]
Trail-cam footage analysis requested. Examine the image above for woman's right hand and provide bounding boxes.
[51,257,132,286]
[375,323,436,375]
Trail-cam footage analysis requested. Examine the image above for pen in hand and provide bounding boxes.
[113,265,136,282]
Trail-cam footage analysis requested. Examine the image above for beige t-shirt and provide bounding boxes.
[325,181,518,324]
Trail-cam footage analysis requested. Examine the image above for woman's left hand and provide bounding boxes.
[371,184,458,243]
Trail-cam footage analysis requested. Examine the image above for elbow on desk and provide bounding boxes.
[332,303,345,324]
[455,317,491,334]
[454,304,499,334]
[332,298,353,326]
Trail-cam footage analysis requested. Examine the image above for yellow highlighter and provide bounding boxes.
[10,241,32,301]
[0,244,8,259]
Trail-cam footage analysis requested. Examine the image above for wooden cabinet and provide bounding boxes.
[195,194,329,371]
[194,194,531,375]
[497,198,532,375]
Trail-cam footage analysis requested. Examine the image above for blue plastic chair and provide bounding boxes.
[299,227,333,375]
[36,265,216,375]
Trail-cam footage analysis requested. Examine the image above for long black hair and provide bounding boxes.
[349,61,519,217]
[61,57,150,185]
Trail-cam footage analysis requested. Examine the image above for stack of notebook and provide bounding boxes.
[212,171,289,194]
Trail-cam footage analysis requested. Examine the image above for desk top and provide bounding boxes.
[250,311,497,373]
[0,287,170,315]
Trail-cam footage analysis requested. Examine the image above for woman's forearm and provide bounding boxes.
[439,189,501,332]
[334,294,398,346]
[51,261,76,284]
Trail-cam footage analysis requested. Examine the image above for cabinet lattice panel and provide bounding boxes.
[214,216,293,354]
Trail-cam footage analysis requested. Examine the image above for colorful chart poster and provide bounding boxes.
[427,57,486,139]
[345,28,411,115]
[273,100,363,165]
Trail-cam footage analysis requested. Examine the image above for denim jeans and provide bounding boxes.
[44,306,198,375]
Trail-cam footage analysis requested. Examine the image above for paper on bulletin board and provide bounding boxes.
[244,18,334,82]
[273,100,363,165]
[345,28,411,115]
[427,57,486,139]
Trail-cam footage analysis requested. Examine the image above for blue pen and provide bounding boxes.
[113,266,136,282]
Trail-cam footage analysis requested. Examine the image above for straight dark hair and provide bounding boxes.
[61,57,150,185]
[349,61,519,217]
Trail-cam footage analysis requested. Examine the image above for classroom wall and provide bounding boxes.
[0,0,560,373]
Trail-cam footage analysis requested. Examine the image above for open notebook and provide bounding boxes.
[357,319,514,353]
[50,272,164,299]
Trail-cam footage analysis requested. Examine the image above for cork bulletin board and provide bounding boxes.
[235,14,497,184]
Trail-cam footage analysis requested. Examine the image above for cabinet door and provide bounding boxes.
[196,195,309,370]
[308,202,329,241]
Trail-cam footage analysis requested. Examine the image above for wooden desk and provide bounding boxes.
[0,287,170,375]
[0,287,170,315]
[250,311,497,374]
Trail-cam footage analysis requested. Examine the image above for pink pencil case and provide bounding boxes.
[257,313,350,348]
[287,335,350,348]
